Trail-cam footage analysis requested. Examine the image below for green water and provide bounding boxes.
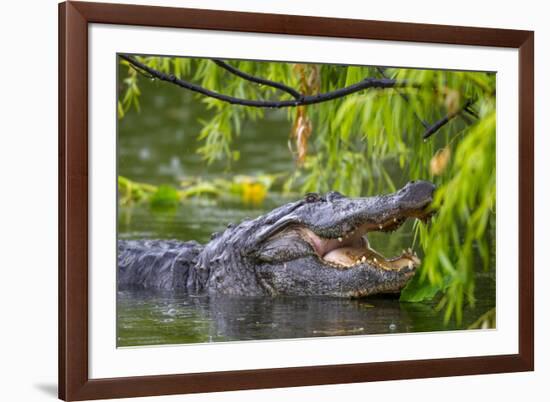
[117,78,495,347]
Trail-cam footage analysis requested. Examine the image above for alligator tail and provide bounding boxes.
[117,239,205,292]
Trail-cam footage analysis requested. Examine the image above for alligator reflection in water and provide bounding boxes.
[117,279,494,347]
[205,295,419,339]
[117,291,421,346]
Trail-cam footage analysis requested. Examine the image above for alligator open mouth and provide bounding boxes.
[256,180,435,281]
[294,213,426,271]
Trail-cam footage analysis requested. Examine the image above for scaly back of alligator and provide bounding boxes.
[118,239,205,292]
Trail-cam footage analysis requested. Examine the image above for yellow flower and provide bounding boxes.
[242,181,267,206]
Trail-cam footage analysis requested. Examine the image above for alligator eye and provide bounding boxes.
[305,192,321,203]
[326,191,344,201]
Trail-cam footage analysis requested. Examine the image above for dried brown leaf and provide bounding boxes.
[430,146,451,176]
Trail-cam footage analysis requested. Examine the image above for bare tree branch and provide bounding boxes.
[120,55,411,109]
[212,59,302,100]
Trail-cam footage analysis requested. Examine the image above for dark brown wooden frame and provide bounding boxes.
[59,1,534,400]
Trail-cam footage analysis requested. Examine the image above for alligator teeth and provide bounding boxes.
[408,261,414,269]
[379,224,383,229]
[393,218,398,223]
[338,237,343,242]
[361,256,366,262]
[373,257,378,263]
[407,247,412,254]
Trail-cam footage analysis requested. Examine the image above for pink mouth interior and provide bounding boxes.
[298,222,420,270]
[302,225,366,256]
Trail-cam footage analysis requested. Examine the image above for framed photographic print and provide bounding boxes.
[59,1,534,400]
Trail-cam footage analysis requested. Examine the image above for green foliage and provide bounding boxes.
[402,112,496,324]
[468,307,496,329]
[118,56,496,323]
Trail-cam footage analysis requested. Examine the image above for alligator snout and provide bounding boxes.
[395,180,435,210]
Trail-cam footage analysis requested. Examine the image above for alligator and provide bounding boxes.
[118,180,435,298]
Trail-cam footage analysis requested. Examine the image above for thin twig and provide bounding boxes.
[423,100,475,140]
[120,55,410,109]
[212,59,302,100]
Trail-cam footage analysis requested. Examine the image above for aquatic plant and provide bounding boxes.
[118,173,284,208]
